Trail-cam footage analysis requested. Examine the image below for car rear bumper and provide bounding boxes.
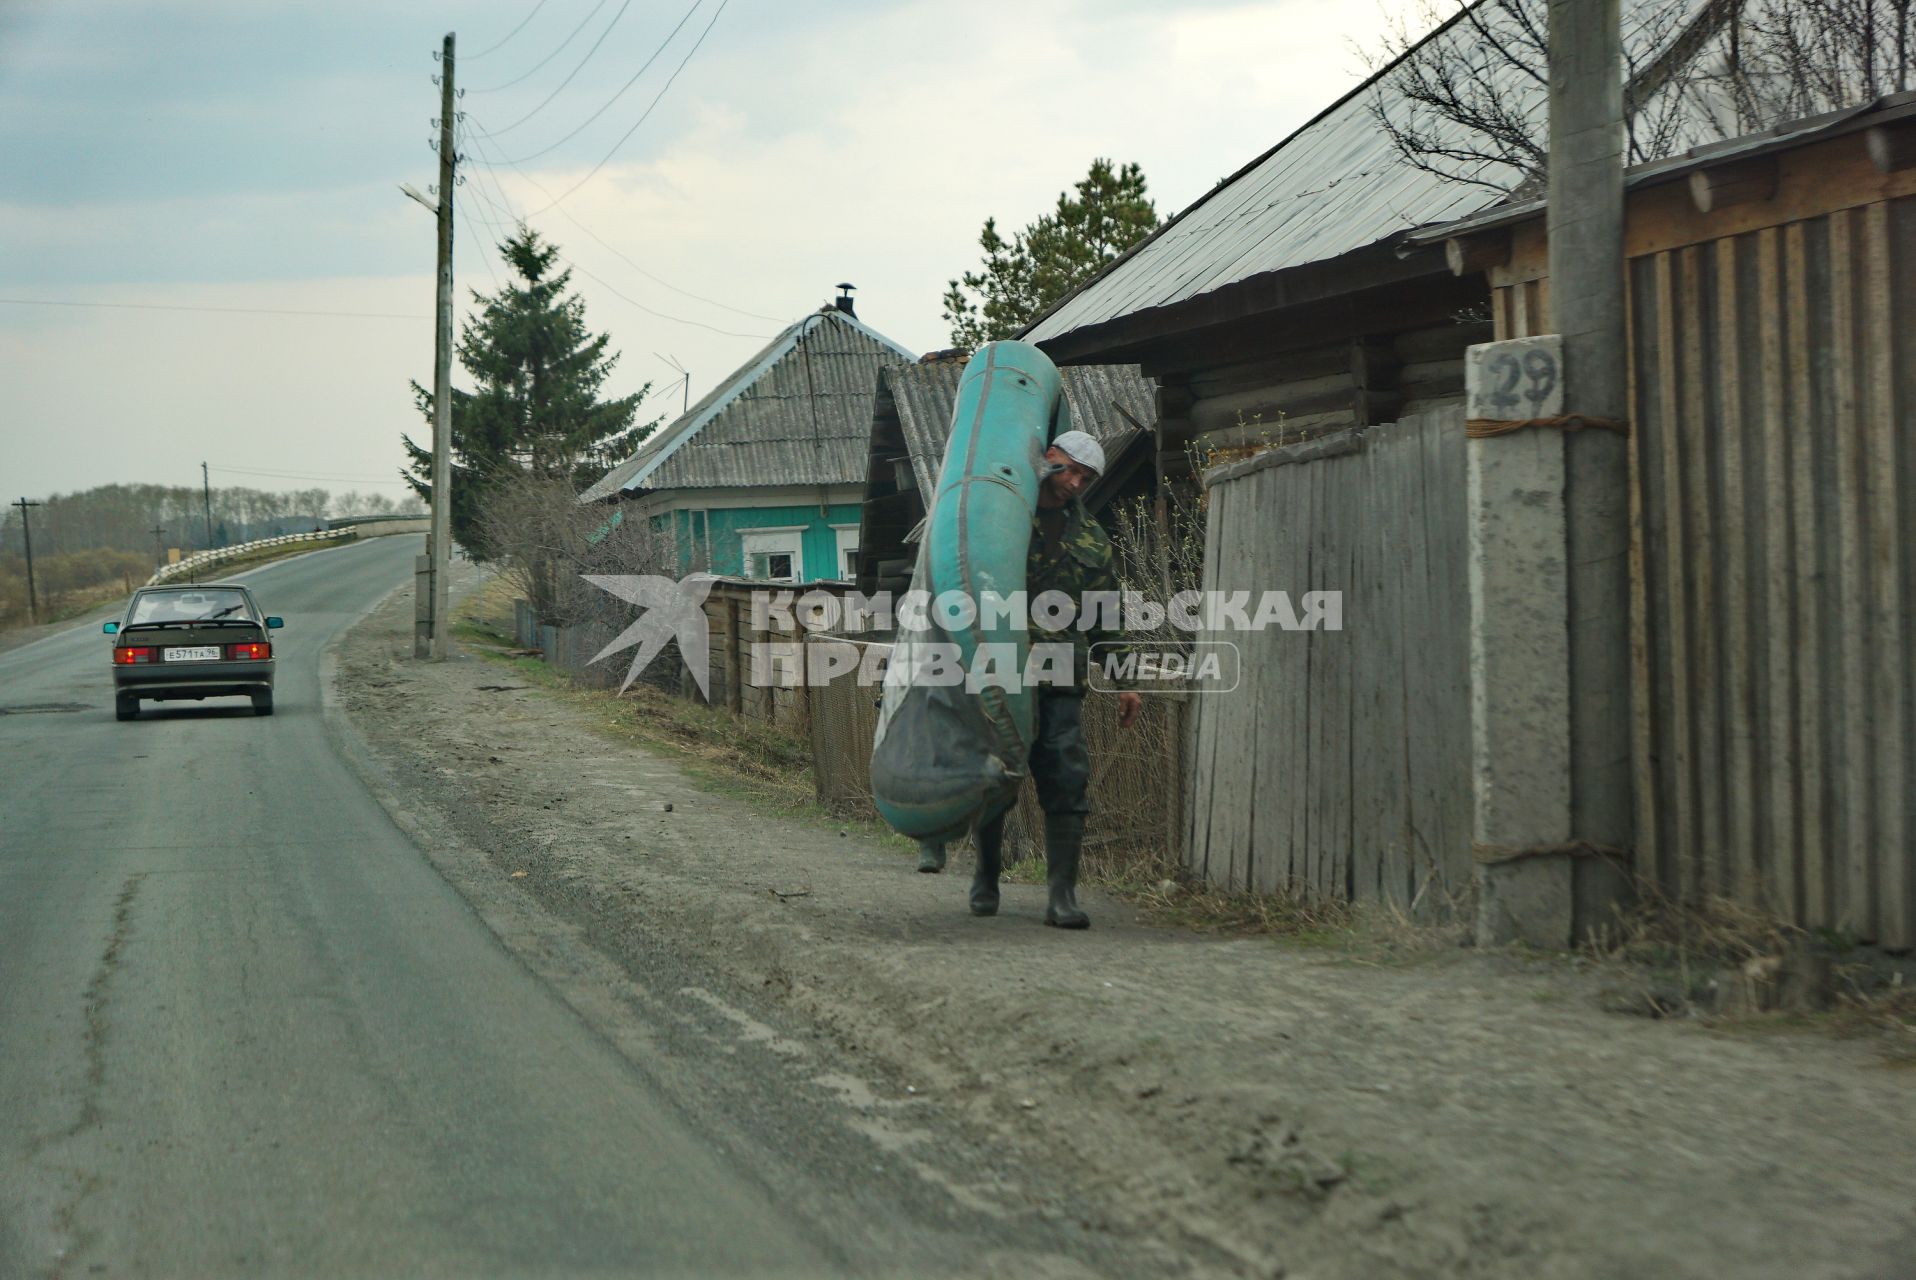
[114,660,274,698]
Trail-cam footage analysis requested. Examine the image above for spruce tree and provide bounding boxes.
[405,225,655,559]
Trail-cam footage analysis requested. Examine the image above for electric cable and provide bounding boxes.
[455,192,507,294]
[470,0,615,93]
[489,0,641,135]
[208,464,410,484]
[492,0,696,155]
[464,0,552,60]
[0,297,427,321]
[528,0,729,214]
[458,118,775,338]
[462,115,782,322]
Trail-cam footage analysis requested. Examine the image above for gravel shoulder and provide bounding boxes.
[329,571,1916,1280]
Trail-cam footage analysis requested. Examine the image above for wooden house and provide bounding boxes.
[580,297,915,583]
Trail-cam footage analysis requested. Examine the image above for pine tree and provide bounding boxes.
[941,159,1159,350]
[405,226,656,559]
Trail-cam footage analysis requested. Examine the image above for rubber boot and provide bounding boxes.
[916,841,947,874]
[1043,813,1090,929]
[969,814,1005,917]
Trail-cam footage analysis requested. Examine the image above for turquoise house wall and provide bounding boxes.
[659,502,860,582]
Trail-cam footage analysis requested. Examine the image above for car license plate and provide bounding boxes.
[163,646,222,662]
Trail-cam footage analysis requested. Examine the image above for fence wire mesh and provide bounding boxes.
[806,636,1186,871]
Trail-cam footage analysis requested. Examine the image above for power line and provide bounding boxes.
[456,193,506,294]
[492,0,693,154]
[207,464,415,485]
[463,167,762,337]
[528,0,730,215]
[0,297,428,320]
[461,116,782,323]
[471,0,616,93]
[561,253,772,339]
[457,121,775,339]
[489,0,641,136]
[465,0,552,60]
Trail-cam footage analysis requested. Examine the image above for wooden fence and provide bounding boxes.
[1185,408,1474,911]
[1490,161,1916,950]
[806,634,1187,866]
[1624,209,1915,949]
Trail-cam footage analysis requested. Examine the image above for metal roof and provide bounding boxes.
[1024,0,1718,351]
[579,308,916,501]
[876,361,1158,502]
[1409,94,1914,244]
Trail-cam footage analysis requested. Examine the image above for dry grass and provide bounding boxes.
[1133,872,1357,938]
[1585,886,1916,1059]
[454,574,826,820]
[1600,887,1805,973]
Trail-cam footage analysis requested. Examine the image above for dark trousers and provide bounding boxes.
[1028,692,1090,816]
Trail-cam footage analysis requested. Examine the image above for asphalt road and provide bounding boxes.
[0,538,849,1279]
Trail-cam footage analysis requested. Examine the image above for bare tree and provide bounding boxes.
[475,472,681,628]
[1364,0,1914,194]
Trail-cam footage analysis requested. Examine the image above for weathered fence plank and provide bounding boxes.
[1190,409,1471,912]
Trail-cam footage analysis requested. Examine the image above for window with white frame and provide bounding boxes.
[740,528,804,583]
[832,525,858,580]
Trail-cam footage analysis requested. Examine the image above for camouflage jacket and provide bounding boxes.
[1028,500,1127,692]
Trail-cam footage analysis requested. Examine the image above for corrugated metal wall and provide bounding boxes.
[1627,202,1916,948]
[1186,409,1474,909]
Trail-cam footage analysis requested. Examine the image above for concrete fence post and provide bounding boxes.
[1466,336,1576,946]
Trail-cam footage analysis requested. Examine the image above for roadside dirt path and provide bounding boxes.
[331,576,1916,1280]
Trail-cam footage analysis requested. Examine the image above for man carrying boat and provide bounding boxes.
[964,429,1141,929]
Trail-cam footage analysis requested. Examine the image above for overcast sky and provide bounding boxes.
[0,0,1427,502]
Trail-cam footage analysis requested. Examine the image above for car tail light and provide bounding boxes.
[112,646,156,665]
[226,642,272,661]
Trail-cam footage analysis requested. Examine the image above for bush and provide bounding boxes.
[0,549,148,628]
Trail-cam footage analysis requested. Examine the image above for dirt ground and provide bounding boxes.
[328,570,1916,1280]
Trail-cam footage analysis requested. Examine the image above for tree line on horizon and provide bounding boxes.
[0,483,424,561]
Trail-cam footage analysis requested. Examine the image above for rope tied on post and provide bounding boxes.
[1464,414,1630,439]
[1471,840,1632,867]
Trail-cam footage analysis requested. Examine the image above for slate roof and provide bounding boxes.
[851,358,1158,594]
[1023,0,1722,352]
[873,361,1157,504]
[580,307,917,501]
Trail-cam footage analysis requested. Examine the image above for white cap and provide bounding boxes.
[1050,429,1105,476]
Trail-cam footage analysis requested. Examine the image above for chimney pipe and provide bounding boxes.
[834,282,856,317]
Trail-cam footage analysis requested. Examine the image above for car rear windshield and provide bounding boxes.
[129,589,254,625]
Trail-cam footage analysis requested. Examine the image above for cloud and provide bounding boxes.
[0,277,435,497]
[3,0,1431,499]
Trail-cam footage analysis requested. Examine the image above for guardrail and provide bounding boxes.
[146,529,356,586]
[326,513,430,529]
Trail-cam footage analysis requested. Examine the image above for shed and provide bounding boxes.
[1022,0,1733,485]
[580,302,916,583]
[1021,1,1916,948]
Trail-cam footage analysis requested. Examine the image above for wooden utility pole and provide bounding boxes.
[12,498,42,625]
[150,524,168,570]
[421,31,458,661]
[201,461,215,550]
[1548,0,1633,914]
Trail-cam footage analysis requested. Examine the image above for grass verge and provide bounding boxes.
[447,576,1458,956]
[451,578,911,848]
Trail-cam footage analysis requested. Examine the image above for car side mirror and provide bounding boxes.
[103,621,119,634]
[266,617,284,629]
